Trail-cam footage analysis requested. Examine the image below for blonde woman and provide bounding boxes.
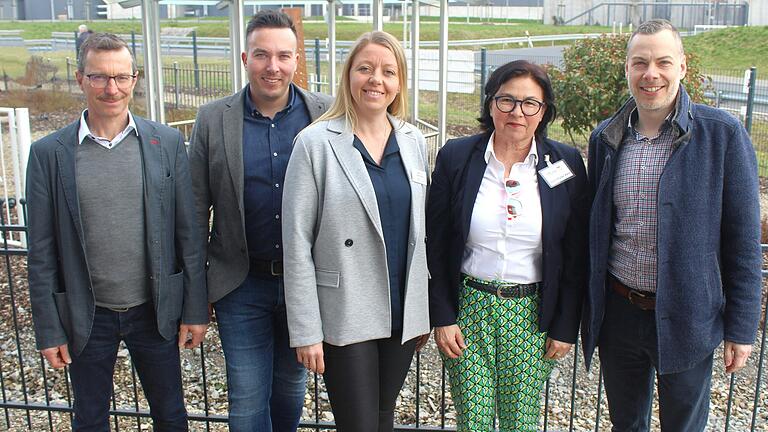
[281,31,430,431]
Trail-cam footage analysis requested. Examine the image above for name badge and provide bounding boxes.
[411,170,428,185]
[538,156,574,188]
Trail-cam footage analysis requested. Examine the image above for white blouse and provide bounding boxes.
[460,134,543,283]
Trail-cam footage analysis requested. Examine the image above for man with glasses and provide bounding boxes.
[582,19,761,431]
[26,32,207,431]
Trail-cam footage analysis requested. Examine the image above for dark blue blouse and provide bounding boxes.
[353,132,411,333]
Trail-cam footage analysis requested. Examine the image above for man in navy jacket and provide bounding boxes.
[582,19,762,431]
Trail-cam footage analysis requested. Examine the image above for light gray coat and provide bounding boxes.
[188,86,332,303]
[282,115,431,348]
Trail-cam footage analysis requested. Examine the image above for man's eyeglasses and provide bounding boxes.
[85,73,137,89]
[494,96,544,116]
[505,179,522,221]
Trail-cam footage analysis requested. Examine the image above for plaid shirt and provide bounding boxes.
[608,111,678,293]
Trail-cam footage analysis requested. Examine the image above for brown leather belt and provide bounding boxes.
[250,259,283,276]
[462,274,539,299]
[609,275,655,311]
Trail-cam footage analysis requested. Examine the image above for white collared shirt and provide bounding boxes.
[78,110,138,150]
[460,134,543,283]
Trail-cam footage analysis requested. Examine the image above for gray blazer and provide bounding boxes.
[25,116,207,355]
[188,86,332,303]
[282,115,431,347]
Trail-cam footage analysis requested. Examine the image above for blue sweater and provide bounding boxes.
[581,88,762,374]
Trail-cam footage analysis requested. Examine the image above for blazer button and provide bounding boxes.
[344,239,353,247]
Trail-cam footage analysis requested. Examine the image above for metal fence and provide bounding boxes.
[0,200,767,431]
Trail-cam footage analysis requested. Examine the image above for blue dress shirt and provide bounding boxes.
[242,84,311,261]
[353,132,411,333]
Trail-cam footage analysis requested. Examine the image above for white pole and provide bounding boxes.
[329,0,337,97]
[229,0,246,93]
[438,0,448,147]
[410,0,420,123]
[141,0,165,123]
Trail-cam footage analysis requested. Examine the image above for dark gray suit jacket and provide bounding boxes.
[26,115,208,355]
[188,86,332,303]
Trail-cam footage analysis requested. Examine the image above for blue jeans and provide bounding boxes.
[214,273,306,432]
[599,288,713,432]
[68,303,187,432]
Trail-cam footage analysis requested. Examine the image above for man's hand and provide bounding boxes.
[41,344,71,369]
[544,337,573,360]
[178,324,208,349]
[434,324,466,359]
[297,343,325,374]
[724,341,752,374]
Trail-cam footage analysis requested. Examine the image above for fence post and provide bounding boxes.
[173,62,180,109]
[66,57,72,93]
[73,30,78,57]
[192,30,200,89]
[3,69,8,91]
[480,47,487,111]
[314,38,321,93]
[131,31,137,58]
[745,66,757,134]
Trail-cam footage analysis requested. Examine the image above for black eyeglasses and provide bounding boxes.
[493,96,545,116]
[85,73,137,89]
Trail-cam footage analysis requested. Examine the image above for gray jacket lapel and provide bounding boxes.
[326,117,384,240]
[391,116,422,243]
[223,89,246,210]
[55,121,85,245]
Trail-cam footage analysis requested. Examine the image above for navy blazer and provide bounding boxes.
[426,132,589,343]
[26,116,208,355]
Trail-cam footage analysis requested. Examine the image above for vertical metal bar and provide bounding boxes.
[314,38,321,93]
[111,381,119,431]
[199,342,212,432]
[725,372,735,432]
[141,0,165,123]
[594,366,603,432]
[193,30,200,89]
[0,217,9,430]
[415,350,421,428]
[372,0,383,31]
[174,62,180,109]
[410,0,420,124]
[130,358,141,430]
[437,0,448,147]
[228,0,246,93]
[131,31,137,59]
[39,355,54,431]
[440,363,447,429]
[745,66,757,134]
[0,204,32,428]
[328,0,337,97]
[543,377,550,430]
[313,372,319,422]
[479,47,487,112]
[750,262,768,431]
[568,343,579,431]
[66,57,72,93]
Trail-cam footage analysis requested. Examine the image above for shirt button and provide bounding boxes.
[271,124,275,128]
[275,183,280,188]
[275,244,280,249]
[275,214,280,220]
[640,165,646,171]
[273,152,278,157]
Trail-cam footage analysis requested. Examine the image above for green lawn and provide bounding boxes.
[0,18,611,41]
[684,26,768,71]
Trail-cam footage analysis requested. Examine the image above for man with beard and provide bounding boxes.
[26,32,208,431]
[188,10,331,431]
[582,19,762,431]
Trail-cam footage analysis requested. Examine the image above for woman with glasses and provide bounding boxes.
[426,60,589,431]
[281,31,430,431]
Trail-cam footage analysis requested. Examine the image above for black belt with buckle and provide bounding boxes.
[462,274,539,299]
[250,259,283,276]
[609,274,655,311]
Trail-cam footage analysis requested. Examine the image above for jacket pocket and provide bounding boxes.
[159,270,184,323]
[53,291,72,333]
[315,269,340,288]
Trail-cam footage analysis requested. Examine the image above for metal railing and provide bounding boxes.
[0,199,766,431]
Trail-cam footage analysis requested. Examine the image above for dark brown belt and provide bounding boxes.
[609,275,655,311]
[250,259,283,276]
[462,274,539,299]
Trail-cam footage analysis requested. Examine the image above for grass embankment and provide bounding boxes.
[0,18,610,41]
[684,26,768,72]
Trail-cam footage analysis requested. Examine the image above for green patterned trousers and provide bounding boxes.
[443,278,554,431]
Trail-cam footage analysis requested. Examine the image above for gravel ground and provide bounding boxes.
[2,98,767,431]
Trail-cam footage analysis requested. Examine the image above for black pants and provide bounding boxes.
[599,288,713,432]
[323,334,417,432]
